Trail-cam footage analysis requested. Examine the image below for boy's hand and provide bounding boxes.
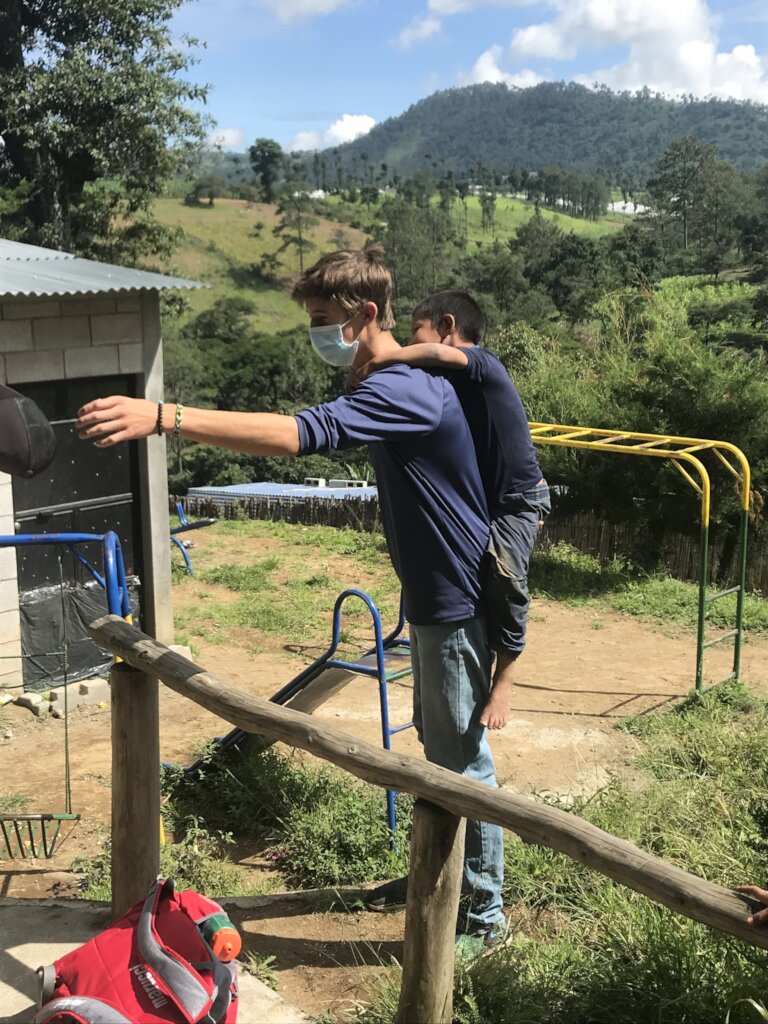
[735,886,768,925]
[77,396,158,446]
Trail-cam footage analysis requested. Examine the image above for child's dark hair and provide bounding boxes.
[412,290,487,345]
[291,246,395,329]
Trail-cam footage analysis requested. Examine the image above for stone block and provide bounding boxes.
[0,609,21,646]
[60,297,116,317]
[65,345,119,378]
[119,343,144,374]
[0,546,16,583]
[33,316,91,350]
[78,676,111,700]
[0,581,18,613]
[2,300,60,320]
[116,295,142,313]
[48,676,110,711]
[91,313,142,346]
[6,349,63,383]
[14,692,44,716]
[0,320,33,353]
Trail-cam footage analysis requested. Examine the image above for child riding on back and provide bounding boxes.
[357,290,550,729]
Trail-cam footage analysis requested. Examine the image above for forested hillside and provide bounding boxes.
[329,82,768,180]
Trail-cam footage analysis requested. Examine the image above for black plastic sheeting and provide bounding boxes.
[19,579,140,692]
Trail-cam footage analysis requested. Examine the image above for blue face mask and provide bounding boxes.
[308,317,360,367]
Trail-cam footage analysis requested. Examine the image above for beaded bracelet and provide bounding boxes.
[156,401,164,436]
[173,403,184,436]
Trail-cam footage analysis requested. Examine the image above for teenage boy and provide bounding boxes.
[356,290,550,730]
[76,249,506,945]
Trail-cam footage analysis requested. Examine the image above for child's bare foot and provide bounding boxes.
[480,655,517,730]
[480,685,512,729]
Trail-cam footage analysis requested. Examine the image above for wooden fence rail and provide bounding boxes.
[91,615,766,1024]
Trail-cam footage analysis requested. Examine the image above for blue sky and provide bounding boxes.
[170,0,768,152]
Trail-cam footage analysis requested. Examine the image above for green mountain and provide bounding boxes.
[330,81,768,181]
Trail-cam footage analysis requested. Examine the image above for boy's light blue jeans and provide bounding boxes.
[410,616,504,934]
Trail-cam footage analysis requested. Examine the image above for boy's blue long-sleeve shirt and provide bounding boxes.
[295,365,489,626]
[454,347,543,515]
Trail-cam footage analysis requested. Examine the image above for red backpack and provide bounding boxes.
[34,878,239,1024]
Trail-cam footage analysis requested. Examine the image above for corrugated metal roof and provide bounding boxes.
[0,238,206,298]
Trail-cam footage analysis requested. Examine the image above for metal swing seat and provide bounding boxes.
[0,531,132,860]
[0,813,79,861]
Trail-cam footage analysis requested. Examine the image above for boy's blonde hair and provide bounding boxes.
[291,246,395,329]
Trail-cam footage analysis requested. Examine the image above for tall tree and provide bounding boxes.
[249,138,284,203]
[0,0,206,260]
[647,135,716,252]
[273,161,317,273]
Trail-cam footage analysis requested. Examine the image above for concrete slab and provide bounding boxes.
[0,898,310,1024]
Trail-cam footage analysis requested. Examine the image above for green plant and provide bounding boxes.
[277,788,411,889]
[0,793,29,812]
[162,744,412,888]
[240,951,279,990]
[72,820,256,900]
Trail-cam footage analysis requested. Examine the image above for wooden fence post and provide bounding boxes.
[396,800,466,1024]
[110,661,160,919]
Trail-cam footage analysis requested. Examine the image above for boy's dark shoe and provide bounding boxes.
[365,876,408,912]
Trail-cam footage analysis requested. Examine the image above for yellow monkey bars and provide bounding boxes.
[528,423,751,690]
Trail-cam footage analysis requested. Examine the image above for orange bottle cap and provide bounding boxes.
[210,926,242,962]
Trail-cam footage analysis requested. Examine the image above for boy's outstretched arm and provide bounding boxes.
[353,343,469,385]
[77,397,300,455]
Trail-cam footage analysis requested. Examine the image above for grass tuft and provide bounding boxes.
[162,743,411,888]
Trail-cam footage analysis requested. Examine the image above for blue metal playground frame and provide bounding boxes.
[0,531,132,620]
[188,588,414,834]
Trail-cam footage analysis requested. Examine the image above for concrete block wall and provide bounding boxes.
[0,289,174,690]
[0,293,144,386]
[0,293,148,690]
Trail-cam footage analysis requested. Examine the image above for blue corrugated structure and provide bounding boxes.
[189,481,379,506]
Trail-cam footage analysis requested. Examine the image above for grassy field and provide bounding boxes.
[150,192,624,336]
[172,521,768,654]
[325,192,625,244]
[67,518,768,1019]
[360,700,768,1023]
[152,197,367,333]
[446,194,626,244]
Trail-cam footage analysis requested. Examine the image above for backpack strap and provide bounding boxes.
[34,995,133,1024]
[138,877,214,1023]
[206,956,237,1023]
[36,964,57,1007]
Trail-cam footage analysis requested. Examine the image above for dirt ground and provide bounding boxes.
[2,527,766,1020]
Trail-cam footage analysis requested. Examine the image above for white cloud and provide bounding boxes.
[207,127,246,150]
[458,44,544,87]
[396,15,442,50]
[428,0,535,12]
[288,113,376,151]
[462,0,768,103]
[260,0,354,20]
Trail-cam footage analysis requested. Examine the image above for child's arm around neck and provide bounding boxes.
[352,340,469,386]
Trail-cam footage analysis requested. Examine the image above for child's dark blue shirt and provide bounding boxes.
[450,347,542,516]
[295,364,489,626]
